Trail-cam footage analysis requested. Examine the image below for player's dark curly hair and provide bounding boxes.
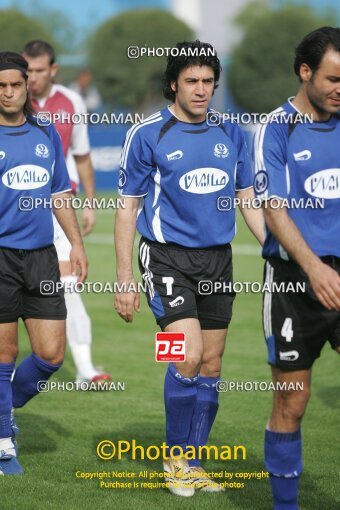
[163,40,221,102]
[294,26,340,81]
[0,51,35,116]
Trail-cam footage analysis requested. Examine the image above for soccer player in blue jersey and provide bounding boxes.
[114,40,264,496]
[0,51,87,475]
[253,27,340,510]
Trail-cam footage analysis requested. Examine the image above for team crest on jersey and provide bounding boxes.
[304,168,340,199]
[119,169,127,188]
[214,143,229,158]
[35,144,49,158]
[2,165,50,190]
[254,171,269,194]
[179,168,229,194]
[0,151,5,160]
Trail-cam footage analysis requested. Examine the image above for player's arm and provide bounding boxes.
[74,153,96,236]
[50,124,87,282]
[237,186,265,245]
[234,125,265,245]
[114,197,140,322]
[263,203,340,311]
[253,121,340,311]
[53,192,88,283]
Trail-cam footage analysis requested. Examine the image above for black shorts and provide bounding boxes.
[0,245,66,323]
[263,257,340,371]
[138,237,235,330]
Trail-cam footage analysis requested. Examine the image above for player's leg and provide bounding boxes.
[55,216,111,386]
[186,328,227,492]
[11,319,65,408]
[265,368,310,510]
[0,323,22,473]
[12,244,66,408]
[162,317,203,497]
[262,258,331,509]
[0,248,25,474]
[188,328,226,460]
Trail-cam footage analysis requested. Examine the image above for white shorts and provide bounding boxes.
[53,215,72,262]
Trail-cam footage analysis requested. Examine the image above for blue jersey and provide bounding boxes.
[253,99,340,259]
[119,107,253,248]
[0,117,71,249]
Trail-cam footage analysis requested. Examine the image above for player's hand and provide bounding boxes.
[70,244,88,283]
[82,206,96,236]
[307,261,340,311]
[114,279,140,322]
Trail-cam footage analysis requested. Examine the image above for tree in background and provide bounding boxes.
[0,9,56,53]
[228,2,333,112]
[88,9,193,110]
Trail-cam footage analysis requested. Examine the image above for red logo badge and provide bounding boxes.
[155,332,186,362]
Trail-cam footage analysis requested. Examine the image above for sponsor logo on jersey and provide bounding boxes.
[279,350,299,361]
[0,151,5,160]
[2,165,50,190]
[119,169,127,188]
[169,296,184,308]
[304,168,340,199]
[293,149,311,161]
[179,167,229,194]
[166,150,183,161]
[254,170,269,194]
[35,144,49,158]
[214,143,229,158]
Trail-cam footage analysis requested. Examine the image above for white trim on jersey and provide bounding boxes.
[152,167,161,208]
[253,107,286,200]
[51,187,72,196]
[152,206,165,243]
[139,241,155,299]
[285,162,291,195]
[120,112,162,170]
[263,260,274,338]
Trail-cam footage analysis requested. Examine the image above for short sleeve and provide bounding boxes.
[253,122,288,200]
[118,126,154,197]
[235,127,253,190]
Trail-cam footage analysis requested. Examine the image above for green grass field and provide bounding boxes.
[1,198,339,510]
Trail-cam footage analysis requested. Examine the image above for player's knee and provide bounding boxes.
[0,346,18,363]
[39,352,64,366]
[180,354,202,376]
[200,357,221,377]
[276,388,310,422]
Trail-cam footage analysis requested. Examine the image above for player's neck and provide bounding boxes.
[169,104,206,123]
[0,111,26,126]
[32,82,53,102]
[292,90,331,122]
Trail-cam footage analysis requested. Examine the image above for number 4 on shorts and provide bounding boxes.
[281,317,293,342]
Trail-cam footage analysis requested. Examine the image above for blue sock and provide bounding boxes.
[164,363,198,453]
[0,363,15,438]
[187,376,219,467]
[265,428,302,510]
[12,353,62,408]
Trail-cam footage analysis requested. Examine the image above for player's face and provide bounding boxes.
[171,65,215,122]
[305,49,340,117]
[24,54,58,98]
[0,69,27,119]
